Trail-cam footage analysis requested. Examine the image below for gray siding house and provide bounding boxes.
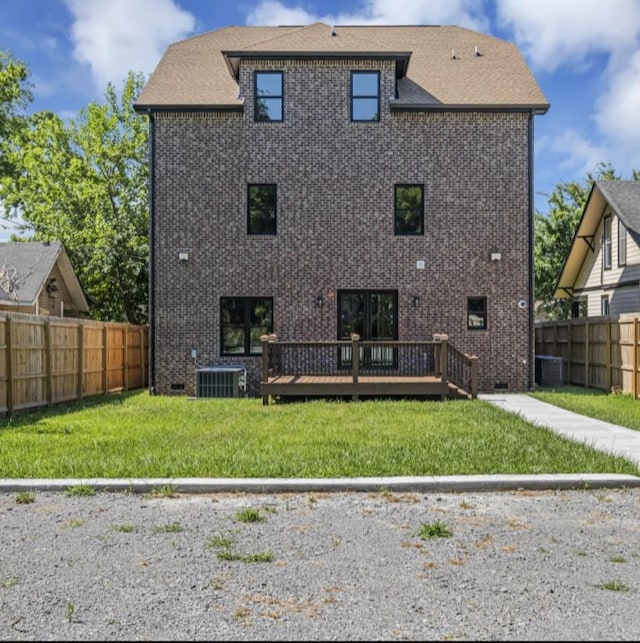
[135,23,549,397]
[555,180,640,317]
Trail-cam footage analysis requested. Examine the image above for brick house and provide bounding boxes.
[135,23,549,397]
[554,180,640,317]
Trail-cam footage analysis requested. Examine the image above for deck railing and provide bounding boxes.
[261,333,478,400]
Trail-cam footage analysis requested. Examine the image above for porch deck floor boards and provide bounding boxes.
[268,375,441,384]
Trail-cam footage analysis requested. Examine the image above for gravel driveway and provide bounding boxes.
[2,487,640,641]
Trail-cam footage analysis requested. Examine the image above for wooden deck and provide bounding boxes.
[259,335,478,404]
[262,374,449,399]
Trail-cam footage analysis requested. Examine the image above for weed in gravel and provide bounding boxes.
[66,601,75,623]
[153,521,184,534]
[0,576,18,588]
[15,491,35,504]
[114,524,138,533]
[610,555,627,563]
[217,550,273,563]
[598,579,631,591]
[235,507,265,523]
[207,534,235,549]
[64,484,96,497]
[146,484,178,498]
[415,520,453,540]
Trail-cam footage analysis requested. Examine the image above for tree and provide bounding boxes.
[0,71,149,323]
[0,50,33,183]
[534,162,623,320]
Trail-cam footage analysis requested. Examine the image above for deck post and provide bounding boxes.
[469,355,479,399]
[260,334,272,406]
[351,333,360,400]
[438,334,449,383]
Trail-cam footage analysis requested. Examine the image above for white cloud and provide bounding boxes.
[496,0,640,73]
[538,129,612,177]
[246,0,489,31]
[594,49,640,149]
[65,0,196,92]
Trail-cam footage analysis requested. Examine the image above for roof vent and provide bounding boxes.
[451,49,456,59]
[474,45,480,57]
[330,25,336,37]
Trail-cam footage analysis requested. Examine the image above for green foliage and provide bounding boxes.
[415,520,453,539]
[0,71,149,323]
[0,50,33,187]
[534,162,621,320]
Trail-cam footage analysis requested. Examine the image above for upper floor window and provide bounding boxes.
[601,294,610,316]
[394,184,424,235]
[248,184,277,235]
[618,218,627,266]
[255,71,283,122]
[603,214,612,270]
[221,297,273,356]
[467,297,487,330]
[351,71,379,122]
[571,297,587,319]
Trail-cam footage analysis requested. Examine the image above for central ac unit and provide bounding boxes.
[196,366,246,398]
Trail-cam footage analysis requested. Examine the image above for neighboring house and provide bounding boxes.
[0,241,89,318]
[134,22,549,397]
[554,180,640,318]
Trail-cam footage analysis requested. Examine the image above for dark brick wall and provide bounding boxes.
[151,59,533,396]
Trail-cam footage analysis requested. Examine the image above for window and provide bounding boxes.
[603,215,612,269]
[571,298,587,319]
[255,72,283,122]
[247,184,276,235]
[618,219,627,266]
[394,184,424,235]
[351,71,379,122]
[467,297,487,330]
[601,295,610,316]
[221,297,273,356]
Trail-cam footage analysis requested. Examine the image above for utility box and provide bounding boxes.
[534,355,564,388]
[196,366,246,398]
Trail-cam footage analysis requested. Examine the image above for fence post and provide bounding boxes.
[123,325,129,391]
[44,319,52,407]
[139,326,146,389]
[606,319,612,391]
[77,323,84,400]
[102,324,108,394]
[5,318,13,417]
[585,320,590,389]
[634,318,639,400]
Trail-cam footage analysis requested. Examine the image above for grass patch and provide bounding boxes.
[415,520,453,540]
[530,386,640,432]
[15,491,35,504]
[0,390,638,478]
[597,579,631,592]
[234,507,266,523]
[64,484,96,497]
[153,521,184,534]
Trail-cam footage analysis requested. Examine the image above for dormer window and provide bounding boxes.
[255,71,283,122]
[351,71,380,122]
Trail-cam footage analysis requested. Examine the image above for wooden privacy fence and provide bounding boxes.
[0,313,148,416]
[534,315,640,398]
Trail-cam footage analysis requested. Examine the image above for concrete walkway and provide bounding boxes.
[479,393,640,469]
[1,393,640,494]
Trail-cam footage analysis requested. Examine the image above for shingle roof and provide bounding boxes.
[553,180,640,298]
[0,241,89,311]
[135,23,549,112]
[597,180,640,232]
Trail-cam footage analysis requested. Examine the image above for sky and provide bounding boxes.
[1,0,640,239]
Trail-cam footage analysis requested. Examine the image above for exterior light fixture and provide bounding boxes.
[317,295,325,307]
[413,295,420,308]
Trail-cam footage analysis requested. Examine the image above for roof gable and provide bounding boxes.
[554,180,640,298]
[0,241,89,312]
[135,23,549,112]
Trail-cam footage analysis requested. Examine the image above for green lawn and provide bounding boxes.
[529,386,640,431]
[0,389,637,479]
